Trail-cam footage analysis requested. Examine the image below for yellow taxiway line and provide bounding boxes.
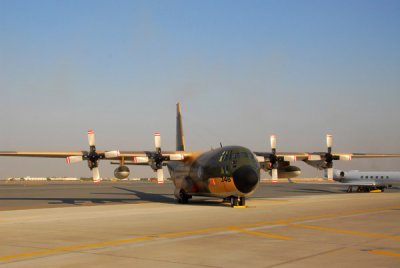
[288,223,400,240]
[369,250,400,257]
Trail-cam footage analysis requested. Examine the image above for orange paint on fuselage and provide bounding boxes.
[207,177,238,194]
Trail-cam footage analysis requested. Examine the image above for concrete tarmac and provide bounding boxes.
[0,181,399,267]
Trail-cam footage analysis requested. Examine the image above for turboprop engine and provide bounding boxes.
[114,166,130,179]
[268,166,301,178]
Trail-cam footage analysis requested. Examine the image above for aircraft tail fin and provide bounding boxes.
[176,102,185,151]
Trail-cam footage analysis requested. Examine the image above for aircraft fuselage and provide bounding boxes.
[334,170,400,187]
[168,146,260,199]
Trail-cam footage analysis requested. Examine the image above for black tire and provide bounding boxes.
[179,190,189,204]
[222,197,230,203]
[230,196,238,207]
[238,197,246,206]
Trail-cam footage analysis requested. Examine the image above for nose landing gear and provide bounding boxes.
[229,196,246,207]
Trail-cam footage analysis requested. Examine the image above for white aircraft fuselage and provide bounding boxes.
[329,169,400,191]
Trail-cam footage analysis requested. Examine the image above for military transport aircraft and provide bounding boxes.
[1,103,400,207]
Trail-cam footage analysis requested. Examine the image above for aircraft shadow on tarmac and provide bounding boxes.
[0,197,145,206]
[285,187,343,194]
[0,187,228,207]
[96,186,231,207]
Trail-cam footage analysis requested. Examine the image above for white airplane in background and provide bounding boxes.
[324,169,400,192]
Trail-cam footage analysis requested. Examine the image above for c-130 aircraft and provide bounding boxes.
[1,103,400,207]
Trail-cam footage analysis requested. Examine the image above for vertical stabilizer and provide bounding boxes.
[176,103,185,151]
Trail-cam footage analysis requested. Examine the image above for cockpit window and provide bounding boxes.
[240,152,249,159]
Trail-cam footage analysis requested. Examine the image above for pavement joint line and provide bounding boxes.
[228,226,292,240]
[0,205,398,262]
[369,250,400,257]
[288,223,400,240]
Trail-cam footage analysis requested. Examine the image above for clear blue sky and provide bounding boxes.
[1,0,400,178]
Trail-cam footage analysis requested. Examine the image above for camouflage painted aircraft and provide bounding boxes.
[1,103,400,207]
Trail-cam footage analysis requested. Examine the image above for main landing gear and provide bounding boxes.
[347,186,353,193]
[177,189,192,204]
[347,186,386,193]
[228,196,246,207]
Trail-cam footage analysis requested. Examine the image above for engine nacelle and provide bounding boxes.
[114,166,130,179]
[269,166,301,178]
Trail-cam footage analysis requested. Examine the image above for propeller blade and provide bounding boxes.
[308,155,322,161]
[326,134,333,150]
[92,167,101,183]
[88,130,96,147]
[157,168,164,184]
[270,134,277,152]
[169,153,184,161]
[154,133,161,150]
[132,156,149,163]
[283,155,296,162]
[339,155,352,161]
[327,167,333,180]
[66,156,83,164]
[271,168,278,183]
[104,150,120,159]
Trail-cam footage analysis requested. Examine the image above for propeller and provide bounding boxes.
[66,130,120,183]
[142,133,185,183]
[147,133,168,184]
[269,134,279,183]
[325,134,334,180]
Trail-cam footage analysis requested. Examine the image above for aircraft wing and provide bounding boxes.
[118,151,193,163]
[0,150,195,164]
[332,181,377,186]
[292,180,377,186]
[0,131,193,183]
[0,151,85,158]
[255,152,400,161]
[0,150,193,184]
[256,151,400,171]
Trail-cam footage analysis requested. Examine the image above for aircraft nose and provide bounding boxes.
[232,165,259,194]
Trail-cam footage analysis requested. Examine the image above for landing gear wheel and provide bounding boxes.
[230,196,238,207]
[238,197,246,206]
[222,197,230,203]
[347,186,353,193]
[177,190,189,204]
